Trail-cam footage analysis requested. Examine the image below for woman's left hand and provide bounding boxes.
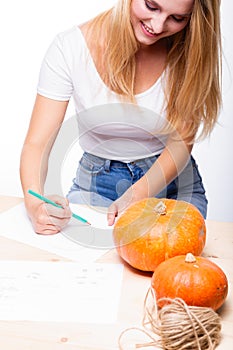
[107,186,144,226]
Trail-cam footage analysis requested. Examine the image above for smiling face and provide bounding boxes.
[130,0,194,46]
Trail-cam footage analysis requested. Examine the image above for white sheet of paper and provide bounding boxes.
[0,261,123,323]
[0,203,115,262]
[69,203,112,229]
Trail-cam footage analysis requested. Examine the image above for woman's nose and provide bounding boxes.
[151,15,166,34]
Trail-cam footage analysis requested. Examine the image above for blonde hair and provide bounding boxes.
[86,0,222,141]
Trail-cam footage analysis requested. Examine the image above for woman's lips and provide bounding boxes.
[141,21,156,37]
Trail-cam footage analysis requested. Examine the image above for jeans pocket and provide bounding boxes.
[78,153,106,176]
[69,153,105,194]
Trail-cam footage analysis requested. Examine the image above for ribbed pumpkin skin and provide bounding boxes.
[151,254,228,310]
[113,198,206,271]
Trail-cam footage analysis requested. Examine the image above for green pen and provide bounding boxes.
[28,189,91,225]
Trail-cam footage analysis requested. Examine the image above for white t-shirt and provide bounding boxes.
[37,26,169,162]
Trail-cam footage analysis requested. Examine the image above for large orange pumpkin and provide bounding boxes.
[113,198,206,271]
[151,253,228,310]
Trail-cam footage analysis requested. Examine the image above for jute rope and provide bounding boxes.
[118,287,222,350]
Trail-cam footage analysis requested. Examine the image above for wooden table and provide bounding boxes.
[0,196,232,349]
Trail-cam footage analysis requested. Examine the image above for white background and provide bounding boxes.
[0,1,232,222]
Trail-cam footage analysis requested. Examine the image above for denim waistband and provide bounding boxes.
[82,151,160,169]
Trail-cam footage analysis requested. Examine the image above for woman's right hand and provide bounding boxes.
[25,195,72,235]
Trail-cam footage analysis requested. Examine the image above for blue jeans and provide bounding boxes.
[67,152,208,218]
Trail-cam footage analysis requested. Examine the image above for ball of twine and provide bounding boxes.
[118,287,222,350]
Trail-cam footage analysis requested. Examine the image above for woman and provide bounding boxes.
[20,0,222,234]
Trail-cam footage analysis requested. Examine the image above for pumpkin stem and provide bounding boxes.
[154,201,166,215]
[185,253,197,263]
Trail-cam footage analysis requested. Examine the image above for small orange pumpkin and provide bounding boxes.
[151,253,228,310]
[113,198,206,271]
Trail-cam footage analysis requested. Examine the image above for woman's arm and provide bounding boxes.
[20,94,72,234]
[107,132,193,225]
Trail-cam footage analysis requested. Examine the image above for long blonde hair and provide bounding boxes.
[86,0,222,141]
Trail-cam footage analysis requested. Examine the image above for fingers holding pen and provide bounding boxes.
[44,195,71,219]
[29,195,72,235]
[42,195,72,232]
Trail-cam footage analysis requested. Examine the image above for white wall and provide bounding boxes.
[0,1,232,222]
[192,2,233,222]
[0,0,115,195]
